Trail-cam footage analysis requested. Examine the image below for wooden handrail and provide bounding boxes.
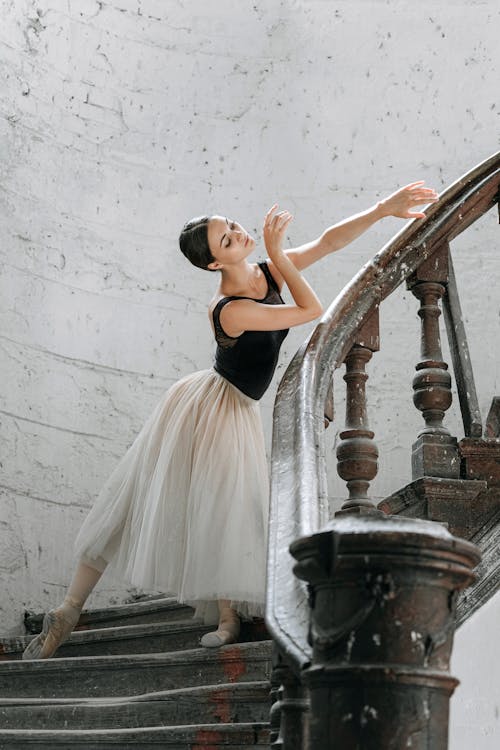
[266,152,500,671]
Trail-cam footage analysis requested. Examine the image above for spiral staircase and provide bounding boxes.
[0,153,498,748]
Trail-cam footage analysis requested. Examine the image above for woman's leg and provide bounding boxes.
[200,598,241,648]
[22,559,106,660]
[64,558,106,613]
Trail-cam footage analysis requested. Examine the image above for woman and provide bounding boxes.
[22,182,438,659]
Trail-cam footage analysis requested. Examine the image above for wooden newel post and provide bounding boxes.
[407,244,459,479]
[336,307,381,515]
[290,514,481,749]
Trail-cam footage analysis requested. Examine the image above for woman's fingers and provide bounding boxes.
[265,203,278,219]
[411,193,438,203]
[409,188,438,199]
[263,205,293,232]
[267,210,287,224]
[263,205,278,227]
[273,211,292,229]
[411,195,435,203]
[412,190,438,197]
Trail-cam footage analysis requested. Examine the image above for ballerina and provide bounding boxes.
[22,182,438,658]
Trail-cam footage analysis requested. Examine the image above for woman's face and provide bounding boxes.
[206,215,255,269]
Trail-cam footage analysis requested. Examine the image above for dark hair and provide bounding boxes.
[179,215,217,272]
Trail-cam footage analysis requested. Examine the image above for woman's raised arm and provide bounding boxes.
[266,182,439,287]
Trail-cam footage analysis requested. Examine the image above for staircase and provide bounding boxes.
[0,595,272,748]
[1,155,498,750]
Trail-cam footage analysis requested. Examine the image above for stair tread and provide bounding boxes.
[0,680,271,730]
[7,618,209,650]
[0,639,273,670]
[24,597,196,633]
[77,595,187,617]
[4,618,270,660]
[0,679,270,706]
[0,722,270,744]
[28,596,191,619]
[0,721,270,732]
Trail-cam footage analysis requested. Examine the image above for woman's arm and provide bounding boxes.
[267,181,439,287]
[219,207,323,337]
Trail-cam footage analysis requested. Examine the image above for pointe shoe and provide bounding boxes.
[200,629,238,648]
[22,607,80,660]
[200,609,240,648]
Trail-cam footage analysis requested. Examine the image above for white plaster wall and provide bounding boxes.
[0,0,499,739]
[450,589,500,749]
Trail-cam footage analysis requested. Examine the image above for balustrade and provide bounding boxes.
[267,153,500,749]
[336,307,380,514]
[407,243,460,479]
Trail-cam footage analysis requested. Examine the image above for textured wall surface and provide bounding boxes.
[0,0,499,739]
[451,589,500,748]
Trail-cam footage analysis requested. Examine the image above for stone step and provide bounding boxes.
[0,722,270,748]
[0,680,270,729]
[24,597,195,634]
[0,641,273,698]
[5,619,213,660]
[4,617,270,660]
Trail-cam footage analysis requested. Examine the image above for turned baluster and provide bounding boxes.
[407,243,459,478]
[269,654,283,748]
[336,307,381,515]
[269,643,310,749]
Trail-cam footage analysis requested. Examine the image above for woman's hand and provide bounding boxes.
[377,181,439,219]
[263,204,294,260]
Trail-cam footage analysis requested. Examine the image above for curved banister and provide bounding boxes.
[266,152,500,671]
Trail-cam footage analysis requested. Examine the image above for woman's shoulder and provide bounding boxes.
[207,292,238,335]
[208,292,233,319]
[208,294,243,344]
[262,258,284,293]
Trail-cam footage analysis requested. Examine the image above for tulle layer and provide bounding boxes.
[74,368,270,625]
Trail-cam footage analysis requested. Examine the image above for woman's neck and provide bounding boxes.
[219,260,263,296]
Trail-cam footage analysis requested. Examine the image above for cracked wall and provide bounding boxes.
[0,1,498,741]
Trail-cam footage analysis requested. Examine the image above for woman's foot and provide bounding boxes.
[22,600,81,660]
[200,605,240,648]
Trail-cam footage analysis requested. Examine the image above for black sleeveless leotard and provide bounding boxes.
[212,261,290,400]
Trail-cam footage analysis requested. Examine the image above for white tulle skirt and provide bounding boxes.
[73,368,270,626]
